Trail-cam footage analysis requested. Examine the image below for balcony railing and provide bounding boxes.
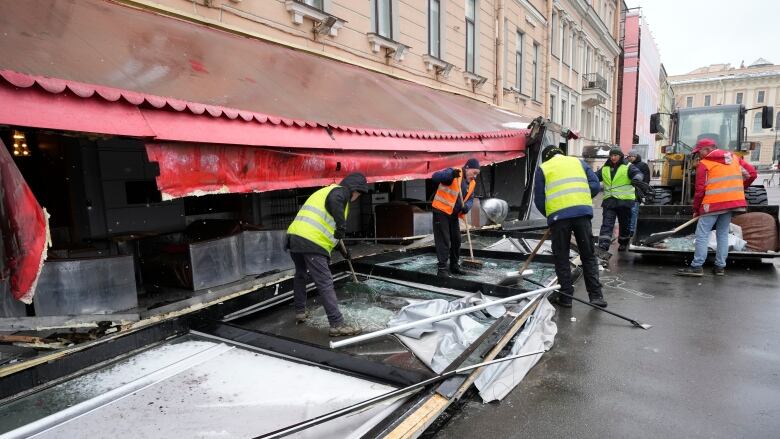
[583,73,608,94]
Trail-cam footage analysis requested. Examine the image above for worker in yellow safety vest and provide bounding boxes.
[534,145,606,308]
[286,173,368,337]
[596,148,644,254]
[431,158,480,277]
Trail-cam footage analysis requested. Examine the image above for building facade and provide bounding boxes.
[113,0,620,141]
[669,59,780,165]
[546,0,622,156]
[616,7,660,158]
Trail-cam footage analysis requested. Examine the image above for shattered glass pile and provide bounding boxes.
[378,254,557,288]
[653,235,697,251]
[306,279,449,332]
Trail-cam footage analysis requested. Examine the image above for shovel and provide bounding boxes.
[339,240,360,283]
[457,191,484,269]
[642,216,699,246]
[501,228,550,285]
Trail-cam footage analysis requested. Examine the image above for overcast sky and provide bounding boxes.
[623,0,780,76]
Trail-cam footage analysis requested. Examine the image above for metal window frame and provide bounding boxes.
[465,0,476,73]
[428,0,441,58]
[375,0,393,39]
[516,31,524,90]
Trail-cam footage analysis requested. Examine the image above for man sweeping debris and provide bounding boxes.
[431,158,480,277]
[534,145,607,308]
[286,173,369,336]
[597,148,644,254]
[675,138,756,277]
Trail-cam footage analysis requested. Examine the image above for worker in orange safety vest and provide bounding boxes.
[676,138,756,277]
[430,158,480,277]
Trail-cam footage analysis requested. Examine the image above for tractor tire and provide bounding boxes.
[647,187,673,205]
[745,186,768,205]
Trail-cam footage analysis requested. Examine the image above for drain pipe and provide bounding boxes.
[495,0,505,107]
[329,284,560,349]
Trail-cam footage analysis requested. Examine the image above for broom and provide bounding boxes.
[458,190,484,269]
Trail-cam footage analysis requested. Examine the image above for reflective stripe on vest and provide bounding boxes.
[602,165,635,200]
[286,184,349,253]
[701,157,746,205]
[431,174,476,215]
[540,155,592,216]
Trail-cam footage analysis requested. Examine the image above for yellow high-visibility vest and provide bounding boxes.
[540,155,592,215]
[287,184,348,253]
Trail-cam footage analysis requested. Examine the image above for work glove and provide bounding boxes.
[452,168,462,178]
[334,229,345,240]
[338,242,352,260]
[632,180,652,199]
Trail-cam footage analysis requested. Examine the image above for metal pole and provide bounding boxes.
[329,284,560,349]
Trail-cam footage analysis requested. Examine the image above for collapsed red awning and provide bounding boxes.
[0,139,48,304]
[146,143,525,200]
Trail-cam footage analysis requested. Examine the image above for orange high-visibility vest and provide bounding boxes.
[701,156,746,206]
[432,175,476,215]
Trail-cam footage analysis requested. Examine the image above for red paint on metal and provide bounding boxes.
[0,139,48,303]
[188,59,209,74]
[146,143,526,199]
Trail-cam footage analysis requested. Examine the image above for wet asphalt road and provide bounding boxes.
[435,176,780,439]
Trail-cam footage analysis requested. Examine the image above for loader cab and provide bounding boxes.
[673,105,743,153]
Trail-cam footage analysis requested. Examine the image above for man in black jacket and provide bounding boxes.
[627,150,651,235]
[286,173,368,337]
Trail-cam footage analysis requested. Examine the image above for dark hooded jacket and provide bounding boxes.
[288,173,368,256]
[629,152,651,200]
[597,150,644,208]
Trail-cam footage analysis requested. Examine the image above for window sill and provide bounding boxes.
[531,99,543,106]
[422,55,454,77]
[463,71,487,88]
[367,33,409,61]
[503,87,528,103]
[284,1,346,37]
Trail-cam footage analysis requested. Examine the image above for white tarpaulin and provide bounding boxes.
[392,294,557,402]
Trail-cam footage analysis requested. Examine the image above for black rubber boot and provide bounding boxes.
[589,296,608,308]
[449,264,466,275]
[437,268,451,277]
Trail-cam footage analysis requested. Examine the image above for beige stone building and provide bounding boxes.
[670,59,780,165]
[116,0,620,134]
[545,0,622,156]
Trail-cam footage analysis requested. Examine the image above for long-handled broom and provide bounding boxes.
[458,190,484,269]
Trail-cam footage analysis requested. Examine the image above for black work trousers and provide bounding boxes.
[598,205,632,250]
[550,216,603,304]
[290,252,344,327]
[432,209,461,269]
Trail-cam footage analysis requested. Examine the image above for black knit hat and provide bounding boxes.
[464,158,481,169]
[541,145,565,162]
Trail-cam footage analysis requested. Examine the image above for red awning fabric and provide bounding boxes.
[147,143,524,200]
[0,140,49,304]
[0,0,531,198]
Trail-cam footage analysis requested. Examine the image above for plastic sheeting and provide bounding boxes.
[146,143,525,199]
[0,139,49,303]
[392,294,557,401]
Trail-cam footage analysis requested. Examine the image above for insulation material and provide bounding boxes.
[0,139,49,304]
[146,143,524,200]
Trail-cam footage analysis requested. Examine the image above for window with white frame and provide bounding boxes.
[570,29,576,68]
[704,95,711,106]
[516,31,524,91]
[585,45,591,74]
[753,113,763,132]
[550,93,557,122]
[428,0,441,57]
[757,90,765,103]
[465,0,476,73]
[532,42,540,100]
[736,92,743,104]
[562,24,569,64]
[686,96,693,108]
[375,0,393,39]
[571,98,577,129]
[303,0,324,10]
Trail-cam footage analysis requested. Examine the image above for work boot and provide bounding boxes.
[437,268,451,277]
[675,266,703,277]
[712,266,725,276]
[618,243,628,252]
[552,292,572,308]
[329,323,361,337]
[449,264,466,275]
[589,296,608,308]
[294,310,309,323]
